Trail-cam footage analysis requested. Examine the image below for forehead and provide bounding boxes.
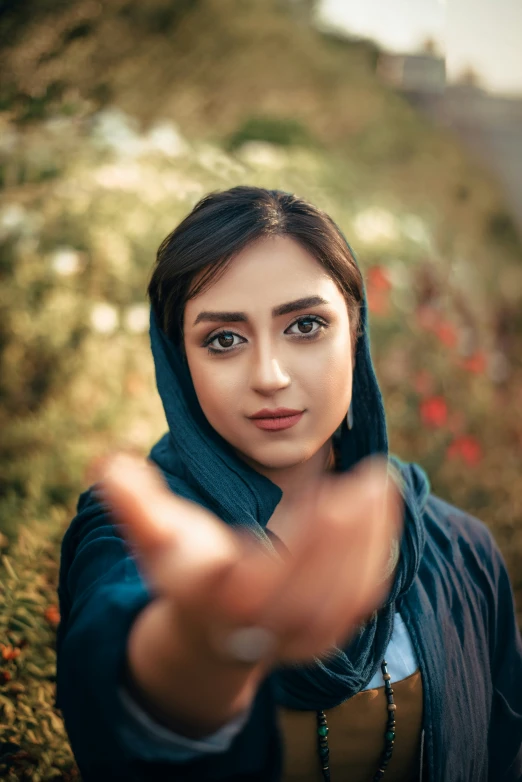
[186,235,340,311]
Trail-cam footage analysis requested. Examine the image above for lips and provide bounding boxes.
[249,411,304,431]
[249,408,303,419]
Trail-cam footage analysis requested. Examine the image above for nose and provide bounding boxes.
[249,342,291,395]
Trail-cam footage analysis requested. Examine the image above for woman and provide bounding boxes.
[55,186,522,782]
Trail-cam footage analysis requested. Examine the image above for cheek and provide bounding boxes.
[310,360,353,414]
[189,359,242,419]
[309,334,353,395]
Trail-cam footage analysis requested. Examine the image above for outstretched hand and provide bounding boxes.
[98,453,403,667]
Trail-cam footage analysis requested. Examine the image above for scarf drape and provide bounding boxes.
[147,264,430,711]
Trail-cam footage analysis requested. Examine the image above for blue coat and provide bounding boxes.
[55,299,522,781]
[55,478,522,781]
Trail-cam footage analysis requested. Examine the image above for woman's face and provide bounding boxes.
[183,235,353,473]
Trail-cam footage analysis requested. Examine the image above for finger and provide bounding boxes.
[295,476,403,658]
[206,474,336,627]
[188,466,361,630]
[261,465,389,645]
[272,463,398,661]
[349,473,404,618]
[207,531,290,625]
[98,453,240,595]
[98,453,184,557]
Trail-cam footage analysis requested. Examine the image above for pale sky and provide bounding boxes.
[318,0,522,95]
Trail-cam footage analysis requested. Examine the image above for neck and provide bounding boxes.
[244,437,335,493]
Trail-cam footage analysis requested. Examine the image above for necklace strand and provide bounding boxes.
[319,440,396,778]
[315,659,396,781]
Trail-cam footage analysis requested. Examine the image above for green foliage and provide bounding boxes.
[0,526,78,780]
[0,2,521,775]
[227,115,316,151]
[487,210,520,248]
[0,104,520,777]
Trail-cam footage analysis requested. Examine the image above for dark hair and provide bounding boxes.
[147,186,364,362]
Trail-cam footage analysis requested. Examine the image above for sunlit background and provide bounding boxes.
[0,0,521,777]
[321,0,522,94]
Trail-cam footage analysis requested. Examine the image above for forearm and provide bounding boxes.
[125,596,268,739]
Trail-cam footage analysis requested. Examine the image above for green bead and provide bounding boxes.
[317,725,329,737]
[385,730,395,741]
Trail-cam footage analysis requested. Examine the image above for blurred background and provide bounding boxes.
[0,0,521,777]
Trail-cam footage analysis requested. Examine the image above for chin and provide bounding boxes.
[238,441,315,472]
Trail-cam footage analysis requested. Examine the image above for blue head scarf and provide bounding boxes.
[147,240,430,710]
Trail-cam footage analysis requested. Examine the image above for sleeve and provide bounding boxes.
[484,528,522,782]
[118,684,251,759]
[55,485,282,782]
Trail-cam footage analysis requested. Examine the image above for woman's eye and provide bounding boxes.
[286,316,324,337]
[205,331,243,353]
[203,315,327,354]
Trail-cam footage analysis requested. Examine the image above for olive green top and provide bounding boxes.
[277,668,423,782]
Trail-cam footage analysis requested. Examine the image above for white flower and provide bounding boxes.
[146,122,189,158]
[401,214,431,247]
[92,110,190,160]
[93,162,143,190]
[162,172,205,201]
[196,144,246,177]
[90,303,119,334]
[238,141,287,170]
[91,108,145,157]
[386,259,409,289]
[123,304,149,334]
[353,207,399,245]
[0,204,26,237]
[50,248,82,277]
[0,204,41,240]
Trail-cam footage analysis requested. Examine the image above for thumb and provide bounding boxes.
[97,453,178,555]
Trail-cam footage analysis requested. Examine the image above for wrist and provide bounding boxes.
[126,597,266,737]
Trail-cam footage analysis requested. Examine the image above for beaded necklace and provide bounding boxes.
[316,442,397,780]
[315,659,396,781]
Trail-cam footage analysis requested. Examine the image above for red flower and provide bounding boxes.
[434,322,458,348]
[367,287,390,315]
[0,644,20,661]
[366,266,392,315]
[420,396,448,428]
[461,352,487,374]
[447,435,482,465]
[44,605,61,626]
[368,266,392,291]
[0,670,11,683]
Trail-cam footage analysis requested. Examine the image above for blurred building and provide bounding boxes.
[377,50,522,236]
[377,52,446,95]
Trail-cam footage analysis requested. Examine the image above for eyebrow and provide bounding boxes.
[192,296,330,327]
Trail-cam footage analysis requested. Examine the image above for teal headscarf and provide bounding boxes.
[147,252,431,710]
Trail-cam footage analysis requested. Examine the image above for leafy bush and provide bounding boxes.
[227,115,316,151]
[0,104,521,777]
